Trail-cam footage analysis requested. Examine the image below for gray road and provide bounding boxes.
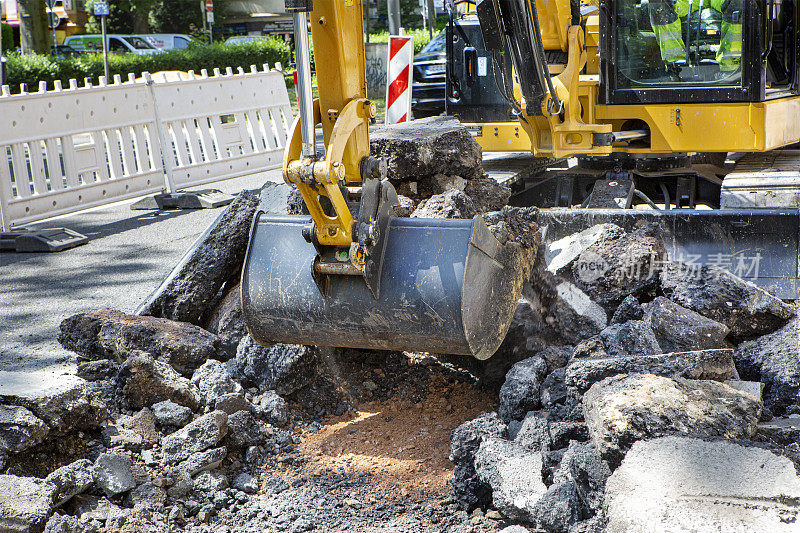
[0,170,283,387]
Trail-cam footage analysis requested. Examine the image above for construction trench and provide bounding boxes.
[1,117,800,533]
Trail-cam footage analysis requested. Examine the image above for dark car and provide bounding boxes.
[411,31,446,118]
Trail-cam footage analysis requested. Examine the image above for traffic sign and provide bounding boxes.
[47,12,60,28]
[206,11,214,23]
[93,1,109,16]
[205,0,213,12]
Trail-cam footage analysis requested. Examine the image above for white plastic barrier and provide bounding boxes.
[0,64,292,231]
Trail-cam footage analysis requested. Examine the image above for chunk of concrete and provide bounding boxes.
[121,408,158,446]
[464,177,512,213]
[660,262,795,338]
[598,320,661,357]
[474,436,548,523]
[42,514,98,533]
[565,348,738,394]
[136,189,260,324]
[116,353,201,411]
[572,223,666,311]
[644,296,730,352]
[605,436,800,532]
[498,356,548,422]
[549,282,607,345]
[552,441,610,516]
[514,411,553,452]
[93,453,135,497]
[370,116,484,197]
[213,392,251,415]
[735,316,800,415]
[410,189,477,219]
[45,459,95,507]
[609,295,643,324]
[174,447,227,477]
[59,309,220,376]
[151,400,192,427]
[545,224,626,276]
[232,473,259,494]
[583,374,762,467]
[228,337,317,396]
[726,379,764,401]
[0,475,57,533]
[190,359,242,406]
[532,480,580,533]
[0,374,107,436]
[0,405,49,454]
[450,412,508,511]
[161,410,228,464]
[225,410,265,449]
[254,391,288,427]
[192,471,228,492]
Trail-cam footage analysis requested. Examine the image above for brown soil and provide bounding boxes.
[294,374,493,498]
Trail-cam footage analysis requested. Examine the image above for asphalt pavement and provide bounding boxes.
[0,169,283,392]
[0,150,536,396]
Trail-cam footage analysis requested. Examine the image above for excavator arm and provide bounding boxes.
[240,0,528,359]
[282,0,395,298]
[474,0,653,158]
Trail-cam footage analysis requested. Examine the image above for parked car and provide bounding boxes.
[64,34,160,55]
[137,34,200,51]
[411,31,446,118]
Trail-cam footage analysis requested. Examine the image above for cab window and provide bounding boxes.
[616,0,743,86]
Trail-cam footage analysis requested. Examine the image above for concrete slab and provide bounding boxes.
[605,436,800,532]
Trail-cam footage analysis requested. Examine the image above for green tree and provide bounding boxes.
[150,0,226,35]
[85,0,159,34]
[19,0,49,53]
[375,0,423,31]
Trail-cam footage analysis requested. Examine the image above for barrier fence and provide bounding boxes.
[0,64,292,232]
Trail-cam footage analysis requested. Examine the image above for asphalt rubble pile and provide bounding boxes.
[1,116,799,533]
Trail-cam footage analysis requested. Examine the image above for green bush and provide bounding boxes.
[4,39,291,93]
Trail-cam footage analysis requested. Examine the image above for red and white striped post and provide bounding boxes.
[385,35,414,124]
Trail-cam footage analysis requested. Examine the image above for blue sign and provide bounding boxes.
[93,1,109,16]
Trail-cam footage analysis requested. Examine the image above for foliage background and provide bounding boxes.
[4,39,290,92]
[1,23,12,53]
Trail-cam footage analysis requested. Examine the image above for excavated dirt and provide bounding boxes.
[292,376,493,498]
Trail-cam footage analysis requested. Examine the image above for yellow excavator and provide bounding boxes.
[241,0,800,358]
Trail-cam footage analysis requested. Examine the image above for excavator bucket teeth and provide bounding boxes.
[241,213,525,359]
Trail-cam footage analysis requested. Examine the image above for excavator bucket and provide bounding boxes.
[241,213,525,359]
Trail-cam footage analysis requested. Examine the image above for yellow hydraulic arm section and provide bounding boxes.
[283,0,378,249]
[282,0,398,299]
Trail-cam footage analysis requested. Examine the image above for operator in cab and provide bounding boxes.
[648,0,743,79]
